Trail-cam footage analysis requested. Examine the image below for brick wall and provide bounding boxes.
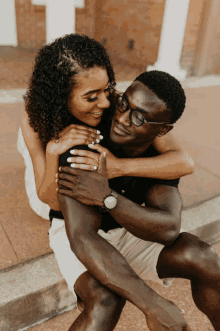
[93,0,212,76]
[94,0,165,67]
[15,0,46,48]
[14,0,220,76]
[75,0,96,37]
[15,0,96,48]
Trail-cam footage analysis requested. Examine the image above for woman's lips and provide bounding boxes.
[90,111,103,118]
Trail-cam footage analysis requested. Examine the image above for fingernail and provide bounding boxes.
[103,152,106,157]
[88,144,94,148]
[96,139,100,143]
[97,130,101,134]
[92,141,95,145]
[67,157,72,162]
[55,173,58,178]
[71,163,76,168]
[99,135,103,140]
[55,178,58,183]
[94,165,97,170]
[70,150,75,155]
[59,167,62,171]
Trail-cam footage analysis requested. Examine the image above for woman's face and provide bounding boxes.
[68,66,111,127]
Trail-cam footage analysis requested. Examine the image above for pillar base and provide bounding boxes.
[147,62,187,81]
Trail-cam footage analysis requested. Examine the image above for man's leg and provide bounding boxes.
[58,194,190,330]
[69,271,126,331]
[157,232,220,331]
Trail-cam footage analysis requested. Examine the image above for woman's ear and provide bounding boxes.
[157,125,173,137]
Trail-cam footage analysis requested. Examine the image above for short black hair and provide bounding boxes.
[135,70,186,123]
[24,33,116,148]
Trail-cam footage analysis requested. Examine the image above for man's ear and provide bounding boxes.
[157,125,173,137]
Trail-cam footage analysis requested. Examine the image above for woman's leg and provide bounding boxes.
[69,271,126,331]
[157,232,220,331]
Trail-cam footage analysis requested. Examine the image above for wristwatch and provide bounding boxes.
[100,190,118,212]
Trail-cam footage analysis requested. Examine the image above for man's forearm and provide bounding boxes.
[108,192,181,246]
[58,193,168,315]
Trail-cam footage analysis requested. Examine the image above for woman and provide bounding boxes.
[20,34,193,330]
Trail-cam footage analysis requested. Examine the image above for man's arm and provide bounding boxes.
[108,185,182,246]
[58,160,182,247]
[57,155,189,330]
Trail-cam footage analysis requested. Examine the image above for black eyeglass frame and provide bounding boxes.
[115,93,173,127]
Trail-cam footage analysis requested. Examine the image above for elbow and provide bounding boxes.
[37,188,48,204]
[163,222,180,247]
[180,151,195,176]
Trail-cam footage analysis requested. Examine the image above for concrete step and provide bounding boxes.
[0,254,76,331]
[1,196,220,331]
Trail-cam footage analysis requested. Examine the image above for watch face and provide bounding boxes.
[105,196,117,209]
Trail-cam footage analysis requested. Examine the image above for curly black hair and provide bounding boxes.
[135,70,186,123]
[24,34,116,148]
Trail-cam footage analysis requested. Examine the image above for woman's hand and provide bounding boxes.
[66,143,122,179]
[46,124,103,157]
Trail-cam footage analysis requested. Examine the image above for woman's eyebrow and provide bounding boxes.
[83,88,100,96]
[83,82,110,96]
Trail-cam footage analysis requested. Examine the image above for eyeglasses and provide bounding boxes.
[116,94,173,127]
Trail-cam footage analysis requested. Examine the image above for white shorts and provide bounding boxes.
[49,218,176,302]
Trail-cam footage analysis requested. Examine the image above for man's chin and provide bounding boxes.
[110,131,129,145]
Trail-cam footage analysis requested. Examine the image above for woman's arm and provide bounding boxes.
[20,112,102,210]
[67,132,194,180]
[21,112,60,210]
[120,132,194,180]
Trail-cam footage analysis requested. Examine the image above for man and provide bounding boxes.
[55,71,220,330]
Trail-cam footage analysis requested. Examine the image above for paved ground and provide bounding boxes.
[1,46,220,330]
[27,242,220,331]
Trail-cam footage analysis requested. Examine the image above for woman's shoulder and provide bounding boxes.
[20,112,45,154]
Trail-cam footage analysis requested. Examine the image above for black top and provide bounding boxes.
[50,120,180,232]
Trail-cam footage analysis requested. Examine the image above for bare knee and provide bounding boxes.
[74,271,125,311]
[176,233,220,280]
[92,287,125,311]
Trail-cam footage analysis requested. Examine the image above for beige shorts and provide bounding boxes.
[49,218,175,302]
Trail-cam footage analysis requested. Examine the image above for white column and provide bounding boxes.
[32,0,85,43]
[147,0,190,81]
[46,0,75,43]
[0,0,17,46]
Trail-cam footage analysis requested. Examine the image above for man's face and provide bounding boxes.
[110,81,171,155]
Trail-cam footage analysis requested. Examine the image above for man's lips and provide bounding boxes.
[112,120,130,136]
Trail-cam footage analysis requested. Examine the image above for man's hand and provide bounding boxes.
[57,152,111,206]
[146,297,192,331]
[65,143,122,179]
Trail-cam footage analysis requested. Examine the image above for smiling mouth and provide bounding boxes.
[90,111,103,117]
[112,121,130,136]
